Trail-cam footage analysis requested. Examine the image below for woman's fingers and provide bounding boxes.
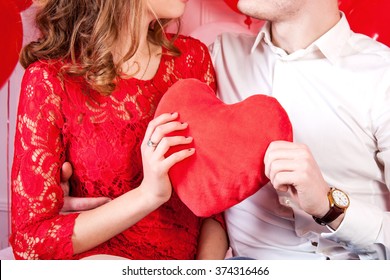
[149,121,189,147]
[144,135,195,176]
[143,113,196,176]
[163,147,195,170]
[143,112,179,147]
[143,112,191,150]
[154,136,193,155]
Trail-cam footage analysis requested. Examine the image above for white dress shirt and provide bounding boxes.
[210,14,390,259]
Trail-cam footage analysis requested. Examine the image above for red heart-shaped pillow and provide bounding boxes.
[154,79,293,217]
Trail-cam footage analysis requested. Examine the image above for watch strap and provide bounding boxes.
[313,206,344,225]
[313,187,349,226]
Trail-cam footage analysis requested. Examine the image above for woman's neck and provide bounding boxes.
[114,20,162,80]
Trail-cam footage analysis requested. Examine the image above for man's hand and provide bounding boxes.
[264,141,330,218]
[60,162,111,213]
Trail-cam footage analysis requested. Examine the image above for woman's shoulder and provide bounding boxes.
[174,34,206,44]
[23,59,63,81]
[21,59,67,97]
[173,34,209,52]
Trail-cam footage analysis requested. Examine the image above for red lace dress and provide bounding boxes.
[10,35,219,260]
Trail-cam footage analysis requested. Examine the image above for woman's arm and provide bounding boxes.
[72,112,195,254]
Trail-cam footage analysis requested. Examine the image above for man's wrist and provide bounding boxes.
[313,187,350,226]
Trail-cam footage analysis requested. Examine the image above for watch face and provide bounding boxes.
[332,189,349,208]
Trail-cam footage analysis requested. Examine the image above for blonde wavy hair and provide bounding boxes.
[20,0,181,95]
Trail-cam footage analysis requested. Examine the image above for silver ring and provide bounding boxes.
[147,139,158,147]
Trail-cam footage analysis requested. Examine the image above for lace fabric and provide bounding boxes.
[10,36,219,260]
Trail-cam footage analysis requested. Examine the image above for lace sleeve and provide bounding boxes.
[10,63,79,260]
[177,36,217,93]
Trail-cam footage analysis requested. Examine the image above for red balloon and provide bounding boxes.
[338,0,357,13]
[0,0,23,89]
[15,0,33,12]
[224,0,241,14]
[340,0,390,47]
[224,0,254,28]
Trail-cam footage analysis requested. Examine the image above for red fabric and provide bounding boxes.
[10,35,221,260]
[154,79,293,217]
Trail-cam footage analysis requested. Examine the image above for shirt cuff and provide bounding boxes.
[321,198,382,248]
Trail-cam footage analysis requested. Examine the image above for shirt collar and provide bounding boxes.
[251,12,352,64]
[251,21,271,54]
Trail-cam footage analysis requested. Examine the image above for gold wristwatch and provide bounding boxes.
[313,187,350,226]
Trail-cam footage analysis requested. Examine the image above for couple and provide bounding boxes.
[10,0,390,260]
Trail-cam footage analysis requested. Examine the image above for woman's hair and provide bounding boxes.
[20,0,181,95]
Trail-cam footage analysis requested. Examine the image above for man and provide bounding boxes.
[210,0,390,259]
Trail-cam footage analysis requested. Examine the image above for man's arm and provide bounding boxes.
[60,162,111,213]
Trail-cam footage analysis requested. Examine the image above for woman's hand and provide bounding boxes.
[139,112,195,205]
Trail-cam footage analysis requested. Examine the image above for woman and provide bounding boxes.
[10,0,227,260]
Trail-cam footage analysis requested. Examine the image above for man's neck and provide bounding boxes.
[270,9,340,54]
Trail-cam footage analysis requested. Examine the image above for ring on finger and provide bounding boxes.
[147,139,158,147]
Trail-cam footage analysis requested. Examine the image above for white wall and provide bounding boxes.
[0,5,38,250]
[181,0,262,36]
[0,65,22,249]
[0,0,262,250]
